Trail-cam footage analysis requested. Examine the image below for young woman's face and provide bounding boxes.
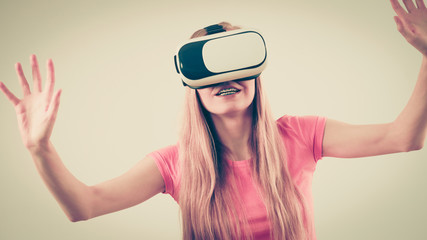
[196,79,256,116]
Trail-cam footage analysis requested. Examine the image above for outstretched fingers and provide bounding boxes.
[392,0,427,15]
[416,0,426,9]
[30,54,42,92]
[15,62,31,96]
[403,0,417,13]
[44,59,55,104]
[0,81,20,106]
[391,0,409,16]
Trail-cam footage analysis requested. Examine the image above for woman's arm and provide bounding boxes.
[31,143,164,222]
[0,55,164,221]
[323,0,427,158]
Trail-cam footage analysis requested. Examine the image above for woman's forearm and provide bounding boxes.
[392,56,427,150]
[29,142,93,222]
[390,1,427,151]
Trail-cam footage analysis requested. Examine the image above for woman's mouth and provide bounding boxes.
[216,87,241,96]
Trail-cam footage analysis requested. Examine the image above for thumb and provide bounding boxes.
[394,16,414,40]
[47,89,62,121]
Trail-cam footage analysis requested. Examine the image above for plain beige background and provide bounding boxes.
[0,0,426,239]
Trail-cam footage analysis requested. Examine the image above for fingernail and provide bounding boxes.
[30,54,37,63]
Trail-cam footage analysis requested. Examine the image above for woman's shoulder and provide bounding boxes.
[276,114,323,126]
[276,114,327,146]
[148,143,179,163]
[276,115,326,132]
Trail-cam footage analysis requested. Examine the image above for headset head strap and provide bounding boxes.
[204,24,226,35]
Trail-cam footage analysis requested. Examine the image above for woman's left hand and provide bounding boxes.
[391,0,427,56]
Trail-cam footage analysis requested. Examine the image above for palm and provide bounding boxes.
[15,93,53,147]
[0,55,61,150]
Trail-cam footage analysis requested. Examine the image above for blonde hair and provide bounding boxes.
[178,22,309,240]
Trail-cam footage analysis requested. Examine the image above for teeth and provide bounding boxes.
[219,91,236,96]
[217,88,239,96]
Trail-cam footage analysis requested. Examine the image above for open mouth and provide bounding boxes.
[216,87,241,96]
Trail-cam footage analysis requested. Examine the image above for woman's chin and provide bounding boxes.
[210,104,253,118]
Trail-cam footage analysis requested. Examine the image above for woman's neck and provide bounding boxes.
[210,107,253,161]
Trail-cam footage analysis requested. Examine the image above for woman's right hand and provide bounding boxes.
[0,54,62,151]
[1,55,164,222]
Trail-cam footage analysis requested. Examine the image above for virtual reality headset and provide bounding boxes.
[174,25,267,89]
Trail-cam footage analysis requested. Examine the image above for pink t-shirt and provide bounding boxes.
[148,115,326,239]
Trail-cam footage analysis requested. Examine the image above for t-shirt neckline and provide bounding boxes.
[225,158,252,167]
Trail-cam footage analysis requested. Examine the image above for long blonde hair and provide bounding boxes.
[178,22,309,240]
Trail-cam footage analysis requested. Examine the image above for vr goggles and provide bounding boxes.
[174,25,267,89]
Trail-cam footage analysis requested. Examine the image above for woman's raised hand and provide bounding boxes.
[391,0,427,56]
[0,54,62,151]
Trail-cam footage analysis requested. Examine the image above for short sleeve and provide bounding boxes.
[277,115,327,162]
[147,144,180,198]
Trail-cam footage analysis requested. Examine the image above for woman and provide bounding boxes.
[0,0,426,239]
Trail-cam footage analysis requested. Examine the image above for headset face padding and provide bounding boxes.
[174,29,267,89]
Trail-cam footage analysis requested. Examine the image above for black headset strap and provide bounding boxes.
[204,24,226,35]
